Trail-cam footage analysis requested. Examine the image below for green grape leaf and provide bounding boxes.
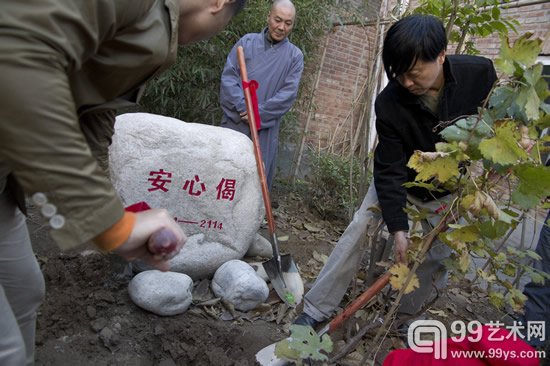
[407,151,459,183]
[494,33,542,75]
[515,85,540,122]
[274,338,301,362]
[456,116,493,136]
[489,87,520,119]
[479,121,528,165]
[440,116,492,145]
[441,125,469,142]
[511,190,541,210]
[514,164,550,197]
[512,164,550,209]
[275,324,333,362]
[479,220,509,239]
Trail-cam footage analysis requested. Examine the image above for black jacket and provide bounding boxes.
[373,55,497,233]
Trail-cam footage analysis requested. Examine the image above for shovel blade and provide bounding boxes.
[262,254,303,307]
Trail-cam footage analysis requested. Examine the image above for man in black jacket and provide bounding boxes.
[294,14,497,329]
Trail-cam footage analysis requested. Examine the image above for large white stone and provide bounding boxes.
[128,270,193,316]
[211,260,269,311]
[110,113,264,279]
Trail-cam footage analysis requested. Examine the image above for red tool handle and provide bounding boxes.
[237,46,276,236]
[322,271,391,335]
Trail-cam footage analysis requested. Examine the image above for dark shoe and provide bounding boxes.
[293,313,320,329]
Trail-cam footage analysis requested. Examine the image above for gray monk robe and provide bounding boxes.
[220,28,303,190]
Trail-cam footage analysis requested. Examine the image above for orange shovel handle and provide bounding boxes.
[236,46,276,237]
[322,271,391,335]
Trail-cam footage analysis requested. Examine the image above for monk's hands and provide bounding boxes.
[113,209,186,271]
[393,230,409,264]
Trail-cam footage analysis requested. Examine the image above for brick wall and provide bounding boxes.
[296,1,550,150]
[470,2,550,57]
[297,25,378,150]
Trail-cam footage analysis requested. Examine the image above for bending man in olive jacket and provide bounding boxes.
[294,15,497,329]
[0,0,245,365]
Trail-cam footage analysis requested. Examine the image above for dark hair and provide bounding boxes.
[230,0,247,15]
[382,15,447,81]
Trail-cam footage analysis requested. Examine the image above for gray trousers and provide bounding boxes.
[0,176,45,366]
[303,183,451,322]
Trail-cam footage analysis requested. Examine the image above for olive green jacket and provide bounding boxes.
[0,0,178,249]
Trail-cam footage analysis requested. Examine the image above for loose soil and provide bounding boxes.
[30,187,533,366]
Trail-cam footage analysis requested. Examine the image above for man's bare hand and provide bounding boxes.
[393,230,410,264]
[113,209,186,271]
[239,111,249,122]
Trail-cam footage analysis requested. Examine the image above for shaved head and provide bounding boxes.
[266,0,296,42]
[271,0,296,13]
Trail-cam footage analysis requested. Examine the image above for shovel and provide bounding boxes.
[255,271,391,365]
[237,46,303,307]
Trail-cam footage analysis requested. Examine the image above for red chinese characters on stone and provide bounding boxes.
[147,171,237,202]
[147,169,172,192]
[216,178,236,201]
[182,175,206,196]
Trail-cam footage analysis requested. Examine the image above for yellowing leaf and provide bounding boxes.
[476,269,496,282]
[458,251,471,273]
[489,291,505,309]
[389,263,420,295]
[446,225,479,243]
[507,288,528,313]
[461,194,476,211]
[407,150,459,183]
[479,121,528,166]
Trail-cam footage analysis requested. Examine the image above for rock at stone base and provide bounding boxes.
[211,260,269,312]
[128,270,193,316]
[245,234,273,258]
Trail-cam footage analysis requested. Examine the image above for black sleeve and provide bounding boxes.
[373,109,410,233]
